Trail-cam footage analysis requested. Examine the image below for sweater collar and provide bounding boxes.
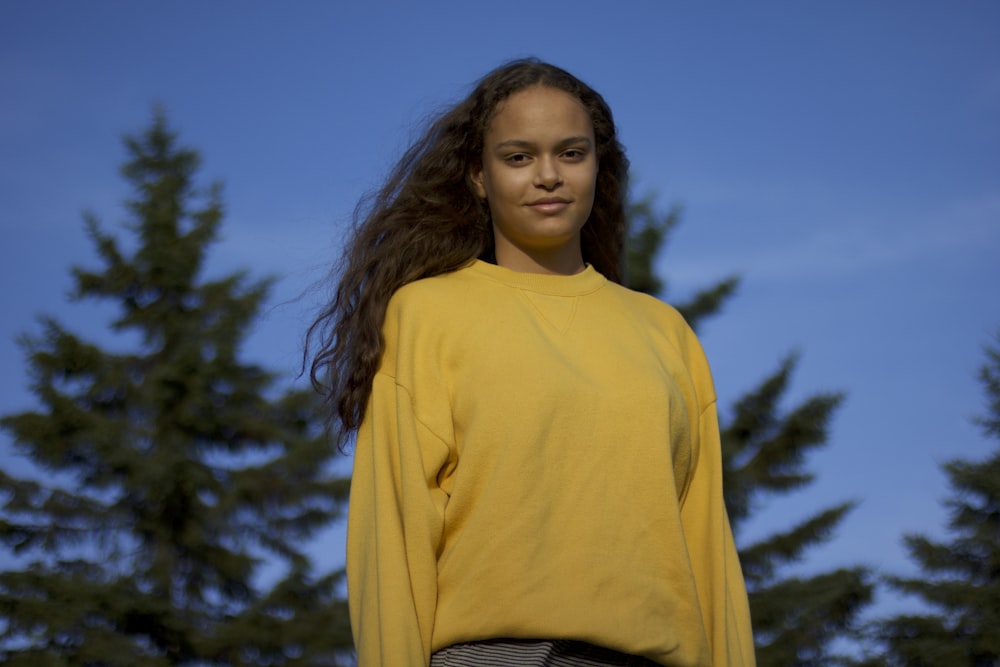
[468,260,607,296]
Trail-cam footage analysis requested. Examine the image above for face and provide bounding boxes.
[471,85,598,274]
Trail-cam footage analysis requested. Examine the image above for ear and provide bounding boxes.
[469,165,487,199]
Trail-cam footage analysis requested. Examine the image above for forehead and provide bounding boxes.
[486,86,594,140]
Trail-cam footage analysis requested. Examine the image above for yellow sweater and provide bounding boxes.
[347,260,755,666]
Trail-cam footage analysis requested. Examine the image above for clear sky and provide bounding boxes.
[2,0,998,620]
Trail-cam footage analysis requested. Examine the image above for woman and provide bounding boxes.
[308,59,755,666]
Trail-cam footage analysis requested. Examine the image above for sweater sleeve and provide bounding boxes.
[347,372,453,666]
[680,398,757,666]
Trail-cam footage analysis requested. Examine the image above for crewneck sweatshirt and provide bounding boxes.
[347,260,755,666]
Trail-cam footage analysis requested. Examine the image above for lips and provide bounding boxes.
[527,197,571,214]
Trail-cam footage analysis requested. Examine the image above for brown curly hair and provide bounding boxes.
[307,58,630,450]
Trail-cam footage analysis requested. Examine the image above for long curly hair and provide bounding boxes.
[307,58,630,449]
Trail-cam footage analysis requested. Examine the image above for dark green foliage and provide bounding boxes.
[0,113,352,665]
[869,331,1000,667]
[623,193,739,331]
[979,336,1000,438]
[750,568,875,667]
[623,193,873,666]
[721,353,843,525]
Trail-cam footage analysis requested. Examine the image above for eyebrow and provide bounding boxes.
[492,136,594,152]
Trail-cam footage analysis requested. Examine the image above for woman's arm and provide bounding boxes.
[680,399,757,666]
[347,374,452,666]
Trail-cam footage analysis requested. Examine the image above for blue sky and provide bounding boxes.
[2,1,998,620]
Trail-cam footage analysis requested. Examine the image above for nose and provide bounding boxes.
[533,156,562,190]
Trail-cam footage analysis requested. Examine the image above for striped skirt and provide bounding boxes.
[430,638,662,666]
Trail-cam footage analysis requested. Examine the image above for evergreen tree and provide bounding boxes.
[867,331,1000,666]
[625,192,874,666]
[0,113,352,666]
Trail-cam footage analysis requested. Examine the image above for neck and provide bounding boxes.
[493,241,586,276]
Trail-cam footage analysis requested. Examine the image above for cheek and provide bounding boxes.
[581,167,598,200]
[485,171,521,203]
[583,170,598,212]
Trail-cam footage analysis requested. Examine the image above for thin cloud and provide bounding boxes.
[664,194,1000,288]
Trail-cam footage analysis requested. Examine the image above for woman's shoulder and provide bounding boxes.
[389,263,480,310]
[601,281,713,385]
[603,280,693,334]
[382,263,488,338]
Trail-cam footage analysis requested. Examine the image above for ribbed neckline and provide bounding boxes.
[468,260,606,296]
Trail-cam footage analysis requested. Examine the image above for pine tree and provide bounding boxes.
[724,359,873,667]
[0,113,352,666]
[625,192,874,665]
[868,331,1000,666]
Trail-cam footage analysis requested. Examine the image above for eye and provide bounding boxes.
[504,153,531,165]
[562,148,587,162]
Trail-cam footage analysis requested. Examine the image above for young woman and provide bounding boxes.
[308,59,755,667]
